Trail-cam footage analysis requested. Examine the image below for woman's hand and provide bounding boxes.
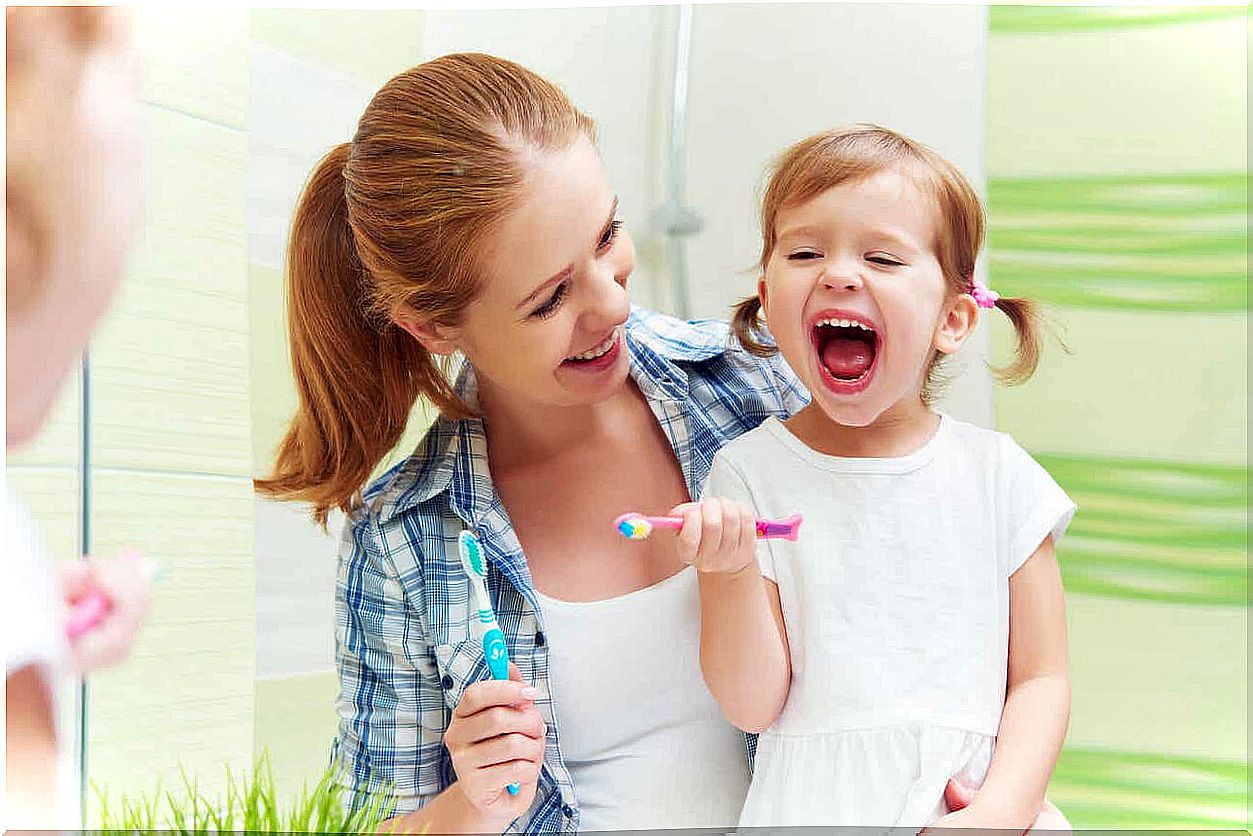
[59,550,153,673]
[444,662,547,828]
[671,497,758,576]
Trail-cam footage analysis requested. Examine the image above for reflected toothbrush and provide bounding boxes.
[65,552,163,641]
[614,512,803,541]
[457,529,521,797]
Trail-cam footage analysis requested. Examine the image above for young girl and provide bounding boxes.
[6,6,151,826]
[671,125,1075,830]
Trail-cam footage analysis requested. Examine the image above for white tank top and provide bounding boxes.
[535,566,750,832]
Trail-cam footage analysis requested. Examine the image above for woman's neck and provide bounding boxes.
[477,376,649,472]
[786,397,939,459]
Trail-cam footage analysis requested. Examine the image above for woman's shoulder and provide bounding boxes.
[628,306,808,412]
[626,305,732,358]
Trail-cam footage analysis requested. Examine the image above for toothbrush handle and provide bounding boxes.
[481,622,522,796]
[66,588,109,640]
[646,513,802,540]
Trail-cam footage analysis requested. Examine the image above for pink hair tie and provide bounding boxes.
[970,278,1000,308]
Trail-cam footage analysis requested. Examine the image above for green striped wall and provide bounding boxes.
[987,6,1248,829]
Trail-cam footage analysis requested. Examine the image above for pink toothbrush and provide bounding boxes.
[615,512,803,541]
[65,553,162,641]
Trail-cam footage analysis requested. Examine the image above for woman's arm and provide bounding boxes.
[930,536,1070,830]
[334,514,545,833]
[674,497,791,733]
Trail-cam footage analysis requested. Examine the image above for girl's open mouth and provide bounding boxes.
[812,315,880,395]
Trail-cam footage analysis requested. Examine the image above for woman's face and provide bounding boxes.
[426,134,636,414]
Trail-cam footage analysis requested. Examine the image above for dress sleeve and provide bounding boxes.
[702,448,780,582]
[998,434,1078,577]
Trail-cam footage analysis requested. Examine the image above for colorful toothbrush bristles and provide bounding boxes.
[615,514,653,540]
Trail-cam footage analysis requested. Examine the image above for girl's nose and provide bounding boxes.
[821,266,864,292]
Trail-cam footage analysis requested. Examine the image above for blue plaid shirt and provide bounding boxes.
[331,306,808,832]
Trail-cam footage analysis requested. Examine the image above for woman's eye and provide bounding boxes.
[531,282,568,319]
[868,255,904,267]
[786,251,822,261]
[599,219,624,250]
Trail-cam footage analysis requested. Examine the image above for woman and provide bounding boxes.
[257,52,989,834]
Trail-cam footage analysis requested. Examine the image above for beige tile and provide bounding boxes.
[135,7,247,129]
[91,106,250,477]
[249,9,425,90]
[83,470,255,815]
[254,671,339,803]
[988,16,1246,177]
[992,308,1247,468]
[5,466,79,562]
[1066,593,1247,761]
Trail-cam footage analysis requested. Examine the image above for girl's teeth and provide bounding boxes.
[817,317,873,332]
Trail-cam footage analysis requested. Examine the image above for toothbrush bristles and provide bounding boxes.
[616,516,652,540]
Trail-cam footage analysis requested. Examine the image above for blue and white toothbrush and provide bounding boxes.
[457,529,521,796]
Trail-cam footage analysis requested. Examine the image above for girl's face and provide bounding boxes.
[404,135,636,414]
[759,169,976,429]
[7,8,146,449]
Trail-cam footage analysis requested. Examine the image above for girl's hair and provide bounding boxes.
[254,53,597,526]
[732,124,1044,402]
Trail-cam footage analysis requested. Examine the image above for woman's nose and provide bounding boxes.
[583,260,631,329]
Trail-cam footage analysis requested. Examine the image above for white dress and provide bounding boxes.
[702,414,1075,828]
[3,489,81,828]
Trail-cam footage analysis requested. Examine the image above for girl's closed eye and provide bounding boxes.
[867,252,905,267]
[531,282,568,320]
[786,249,824,261]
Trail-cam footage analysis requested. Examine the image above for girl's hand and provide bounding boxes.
[670,497,758,576]
[920,804,1027,835]
[59,550,153,673]
[444,663,547,827]
[940,777,1071,834]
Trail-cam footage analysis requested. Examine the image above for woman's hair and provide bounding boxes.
[254,53,597,526]
[732,124,1045,402]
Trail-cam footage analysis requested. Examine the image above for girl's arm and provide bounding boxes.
[673,497,791,733]
[698,562,791,733]
[943,535,1070,828]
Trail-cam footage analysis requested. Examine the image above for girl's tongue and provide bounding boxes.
[819,329,876,380]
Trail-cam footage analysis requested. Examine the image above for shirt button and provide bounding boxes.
[561,804,574,818]
[440,675,453,690]
[534,631,546,647]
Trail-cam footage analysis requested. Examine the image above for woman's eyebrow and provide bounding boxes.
[516,196,620,311]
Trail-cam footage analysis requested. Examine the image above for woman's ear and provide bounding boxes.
[935,292,979,355]
[393,307,459,356]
